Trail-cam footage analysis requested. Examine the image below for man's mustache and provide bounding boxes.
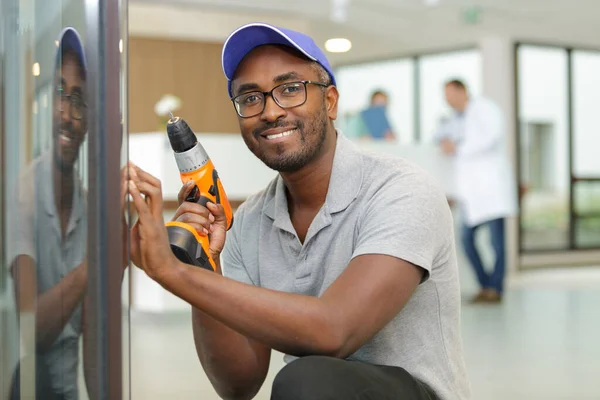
[253,120,303,139]
[56,123,77,139]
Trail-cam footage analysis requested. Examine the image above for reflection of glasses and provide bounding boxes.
[56,87,87,120]
[231,80,329,118]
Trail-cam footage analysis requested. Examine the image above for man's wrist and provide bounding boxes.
[213,255,223,275]
[152,255,184,284]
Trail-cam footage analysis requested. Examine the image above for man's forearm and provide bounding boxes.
[156,261,343,358]
[192,307,269,399]
[36,263,88,351]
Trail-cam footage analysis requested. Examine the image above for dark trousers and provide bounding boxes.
[461,217,506,293]
[271,356,440,400]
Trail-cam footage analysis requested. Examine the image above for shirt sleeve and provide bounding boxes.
[351,168,452,283]
[6,173,37,269]
[220,204,256,286]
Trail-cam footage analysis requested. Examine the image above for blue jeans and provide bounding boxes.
[461,218,506,293]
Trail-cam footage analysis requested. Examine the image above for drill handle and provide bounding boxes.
[184,185,211,207]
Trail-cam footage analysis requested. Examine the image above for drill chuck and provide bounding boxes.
[166,114,197,153]
[167,115,210,174]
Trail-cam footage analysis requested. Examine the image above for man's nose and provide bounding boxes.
[260,95,286,123]
[61,100,73,122]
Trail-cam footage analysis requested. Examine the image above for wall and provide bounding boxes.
[128,36,239,134]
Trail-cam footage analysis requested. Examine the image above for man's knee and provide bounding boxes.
[271,356,342,400]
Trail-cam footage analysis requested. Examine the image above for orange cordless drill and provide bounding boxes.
[164,113,233,271]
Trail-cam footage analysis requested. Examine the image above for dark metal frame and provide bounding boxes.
[0,3,5,294]
[85,0,123,398]
[514,41,600,255]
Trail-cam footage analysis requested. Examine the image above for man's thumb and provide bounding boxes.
[206,202,227,225]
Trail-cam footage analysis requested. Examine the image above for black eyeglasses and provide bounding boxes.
[231,80,329,118]
[56,86,87,120]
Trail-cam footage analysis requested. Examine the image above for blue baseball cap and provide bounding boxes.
[222,23,336,97]
[56,27,87,70]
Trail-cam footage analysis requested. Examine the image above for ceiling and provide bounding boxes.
[130,0,600,65]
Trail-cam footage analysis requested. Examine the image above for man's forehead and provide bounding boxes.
[236,45,314,74]
[56,55,85,83]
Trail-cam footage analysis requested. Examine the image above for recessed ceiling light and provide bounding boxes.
[32,62,40,77]
[325,38,352,53]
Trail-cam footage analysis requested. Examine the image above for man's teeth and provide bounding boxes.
[60,134,72,143]
[266,129,295,140]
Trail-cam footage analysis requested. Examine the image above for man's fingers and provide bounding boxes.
[177,181,196,205]
[176,212,211,235]
[129,162,161,189]
[206,202,226,225]
[133,180,164,219]
[128,164,164,219]
[128,181,151,221]
[172,201,211,222]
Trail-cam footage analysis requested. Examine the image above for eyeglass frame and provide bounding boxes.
[230,80,330,118]
[55,86,88,121]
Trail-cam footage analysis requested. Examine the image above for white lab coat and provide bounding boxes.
[447,97,518,227]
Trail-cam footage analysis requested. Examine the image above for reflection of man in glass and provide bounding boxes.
[9,27,89,399]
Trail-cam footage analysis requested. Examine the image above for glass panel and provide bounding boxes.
[575,217,600,248]
[517,45,570,251]
[1,0,127,398]
[572,51,600,178]
[335,58,415,144]
[119,0,131,398]
[574,181,600,248]
[572,50,600,249]
[419,49,482,143]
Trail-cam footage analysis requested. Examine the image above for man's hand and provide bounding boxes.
[173,181,228,262]
[384,129,396,141]
[440,138,456,156]
[120,164,137,270]
[127,164,176,279]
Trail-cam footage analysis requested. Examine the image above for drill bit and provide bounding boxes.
[169,111,174,121]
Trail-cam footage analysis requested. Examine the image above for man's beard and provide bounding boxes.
[245,106,329,173]
[53,122,80,173]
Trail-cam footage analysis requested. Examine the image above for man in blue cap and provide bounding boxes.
[126,22,471,400]
[9,27,92,399]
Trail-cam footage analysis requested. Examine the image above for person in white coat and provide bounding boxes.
[437,79,518,303]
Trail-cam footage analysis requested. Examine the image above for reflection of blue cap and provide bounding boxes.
[56,27,86,70]
[222,23,336,97]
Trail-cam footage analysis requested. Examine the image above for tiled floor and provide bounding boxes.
[121,261,600,400]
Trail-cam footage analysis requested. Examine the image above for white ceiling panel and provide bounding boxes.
[130,0,600,63]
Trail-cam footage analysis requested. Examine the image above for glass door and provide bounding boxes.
[571,50,600,249]
[516,44,600,256]
[0,0,128,399]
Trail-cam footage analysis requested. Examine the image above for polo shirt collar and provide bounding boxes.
[41,150,85,234]
[263,130,363,226]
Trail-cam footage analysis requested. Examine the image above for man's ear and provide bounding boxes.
[326,85,339,121]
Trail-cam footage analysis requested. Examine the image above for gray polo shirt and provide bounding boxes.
[221,131,471,400]
[8,150,86,399]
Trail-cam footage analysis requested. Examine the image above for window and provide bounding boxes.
[517,45,570,251]
[335,59,415,144]
[516,44,600,251]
